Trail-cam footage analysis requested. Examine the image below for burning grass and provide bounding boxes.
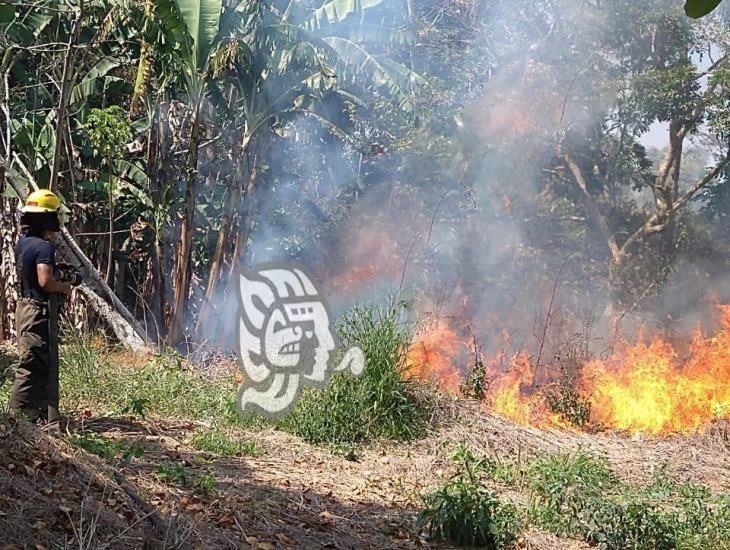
[406,307,730,436]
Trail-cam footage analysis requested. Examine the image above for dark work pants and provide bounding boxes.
[9,297,60,422]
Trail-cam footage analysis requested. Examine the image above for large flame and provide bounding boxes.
[405,321,464,390]
[486,352,550,426]
[407,309,730,435]
[580,307,730,434]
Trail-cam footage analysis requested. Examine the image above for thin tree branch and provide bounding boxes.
[49,0,83,193]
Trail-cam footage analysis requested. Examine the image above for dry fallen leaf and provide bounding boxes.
[277,533,296,545]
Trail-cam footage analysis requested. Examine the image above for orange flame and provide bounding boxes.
[405,321,464,391]
[580,306,730,434]
[406,309,730,435]
[486,352,550,426]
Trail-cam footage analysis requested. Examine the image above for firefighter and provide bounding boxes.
[9,189,81,426]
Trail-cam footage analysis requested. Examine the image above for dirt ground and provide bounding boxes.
[0,399,728,549]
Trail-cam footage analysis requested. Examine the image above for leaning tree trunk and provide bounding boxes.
[4,166,150,351]
[194,155,245,338]
[168,104,202,344]
[0,162,19,342]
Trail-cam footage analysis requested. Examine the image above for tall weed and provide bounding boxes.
[281,302,430,445]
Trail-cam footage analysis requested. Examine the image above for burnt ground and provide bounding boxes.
[0,399,728,549]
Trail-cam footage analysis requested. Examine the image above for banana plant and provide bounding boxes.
[685,0,724,17]
[193,0,425,337]
[149,0,225,343]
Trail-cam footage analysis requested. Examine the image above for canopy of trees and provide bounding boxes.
[0,0,728,349]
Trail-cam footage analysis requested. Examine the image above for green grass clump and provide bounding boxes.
[525,451,730,550]
[155,460,191,486]
[279,302,430,445]
[60,334,239,423]
[419,444,521,548]
[191,428,260,457]
[527,450,617,534]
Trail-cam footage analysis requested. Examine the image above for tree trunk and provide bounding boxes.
[194,161,243,338]
[167,104,202,344]
[0,162,19,342]
[147,104,168,341]
[230,144,260,277]
[49,1,83,194]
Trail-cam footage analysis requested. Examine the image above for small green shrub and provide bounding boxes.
[195,471,219,497]
[527,450,617,534]
[545,385,592,428]
[120,396,149,417]
[461,353,487,400]
[155,461,191,486]
[280,302,430,445]
[526,451,730,549]
[419,444,520,548]
[71,432,144,461]
[72,433,122,459]
[191,429,260,457]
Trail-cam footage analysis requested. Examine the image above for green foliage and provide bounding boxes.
[461,353,487,400]
[85,106,132,163]
[191,428,260,457]
[527,451,617,534]
[526,451,730,549]
[71,433,144,461]
[60,334,238,423]
[545,385,592,428]
[72,433,122,459]
[419,444,521,548]
[279,302,430,445]
[155,460,192,486]
[685,0,724,18]
[121,396,149,418]
[195,470,219,497]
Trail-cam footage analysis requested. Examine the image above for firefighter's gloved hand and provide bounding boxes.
[55,263,83,286]
[68,270,83,287]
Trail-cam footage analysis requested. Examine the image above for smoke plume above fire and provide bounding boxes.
[225,0,730,435]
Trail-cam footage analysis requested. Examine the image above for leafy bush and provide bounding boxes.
[545,385,592,428]
[527,450,617,534]
[419,444,520,548]
[526,451,730,550]
[195,471,219,498]
[191,429,260,457]
[280,302,430,445]
[155,461,191,486]
[461,352,487,400]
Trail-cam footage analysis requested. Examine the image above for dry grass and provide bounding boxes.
[2,394,726,549]
[1,333,728,550]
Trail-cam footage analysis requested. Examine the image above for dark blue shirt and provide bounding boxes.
[17,234,56,302]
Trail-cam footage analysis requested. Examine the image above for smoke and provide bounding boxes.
[200,0,729,367]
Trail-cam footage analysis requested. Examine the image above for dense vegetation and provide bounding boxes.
[421,445,730,549]
[0,0,728,352]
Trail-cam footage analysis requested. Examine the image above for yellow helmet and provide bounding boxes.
[24,189,61,213]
